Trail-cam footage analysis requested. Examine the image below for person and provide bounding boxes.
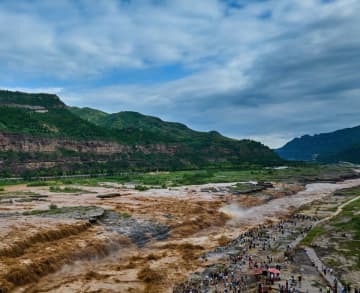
[346,284,351,292]
[334,278,338,293]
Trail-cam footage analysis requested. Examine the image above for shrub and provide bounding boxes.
[27,181,48,187]
[49,203,58,210]
[134,185,149,191]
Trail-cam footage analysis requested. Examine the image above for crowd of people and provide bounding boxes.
[174,214,318,293]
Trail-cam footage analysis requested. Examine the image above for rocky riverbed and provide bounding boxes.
[0,178,359,292]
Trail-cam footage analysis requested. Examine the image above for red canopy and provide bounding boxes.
[268,268,281,274]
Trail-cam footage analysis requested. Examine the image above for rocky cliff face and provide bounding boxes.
[0,132,183,175]
[0,132,179,155]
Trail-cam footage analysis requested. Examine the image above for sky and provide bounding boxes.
[0,0,359,148]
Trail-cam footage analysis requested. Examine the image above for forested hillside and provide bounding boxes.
[276,125,360,163]
[0,90,282,177]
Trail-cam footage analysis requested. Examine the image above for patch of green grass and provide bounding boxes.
[0,164,356,192]
[324,256,341,268]
[49,203,58,210]
[0,191,41,200]
[134,185,150,191]
[49,186,83,193]
[301,226,327,246]
[62,164,353,188]
[27,181,50,187]
[230,182,266,193]
[305,196,360,270]
[334,186,360,198]
[325,206,338,212]
[23,205,97,216]
[340,241,360,269]
[120,212,131,218]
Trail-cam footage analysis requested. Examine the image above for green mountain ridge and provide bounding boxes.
[276,125,360,163]
[0,90,65,108]
[319,144,360,164]
[69,107,228,143]
[68,106,281,164]
[0,89,281,177]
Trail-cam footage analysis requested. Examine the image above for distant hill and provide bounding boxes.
[0,90,281,177]
[70,107,226,143]
[319,145,360,164]
[69,107,108,125]
[0,90,65,109]
[276,125,360,163]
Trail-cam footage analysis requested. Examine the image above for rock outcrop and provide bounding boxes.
[0,132,179,155]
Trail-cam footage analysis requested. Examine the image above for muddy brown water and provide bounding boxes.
[221,178,360,225]
[1,178,360,293]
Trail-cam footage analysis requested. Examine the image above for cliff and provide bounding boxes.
[0,90,282,177]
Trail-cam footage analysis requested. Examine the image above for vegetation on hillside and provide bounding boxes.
[319,145,360,164]
[0,90,65,108]
[276,125,360,163]
[2,163,353,187]
[70,107,229,144]
[0,90,283,177]
[302,186,360,270]
[0,107,116,140]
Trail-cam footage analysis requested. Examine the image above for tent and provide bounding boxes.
[268,268,281,274]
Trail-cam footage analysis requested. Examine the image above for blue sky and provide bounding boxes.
[0,0,359,147]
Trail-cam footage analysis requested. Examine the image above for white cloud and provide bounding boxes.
[0,0,359,148]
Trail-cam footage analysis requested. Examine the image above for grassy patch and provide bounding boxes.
[230,182,266,193]
[301,226,327,246]
[27,181,51,187]
[326,258,341,268]
[54,164,355,188]
[0,164,357,193]
[23,205,98,216]
[334,186,360,198]
[304,196,360,270]
[120,212,131,218]
[49,186,83,193]
[134,185,150,191]
[0,191,41,199]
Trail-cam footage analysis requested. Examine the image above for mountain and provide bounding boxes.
[70,107,226,143]
[319,145,360,164]
[276,125,360,162]
[0,90,281,177]
[69,107,108,126]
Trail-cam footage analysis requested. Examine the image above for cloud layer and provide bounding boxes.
[0,0,359,147]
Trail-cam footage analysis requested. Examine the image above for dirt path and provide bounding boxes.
[320,194,360,223]
[303,195,360,291]
[304,247,342,290]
